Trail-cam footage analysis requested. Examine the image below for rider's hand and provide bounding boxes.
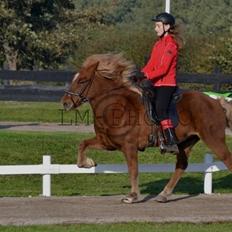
[135,70,146,81]
[139,79,153,89]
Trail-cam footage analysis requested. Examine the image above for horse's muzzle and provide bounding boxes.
[63,102,73,111]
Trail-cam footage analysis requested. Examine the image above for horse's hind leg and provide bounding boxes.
[78,136,106,168]
[201,133,232,171]
[156,149,188,202]
[156,136,200,203]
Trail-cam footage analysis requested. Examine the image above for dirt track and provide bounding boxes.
[0,122,232,135]
[0,194,232,225]
[0,121,94,133]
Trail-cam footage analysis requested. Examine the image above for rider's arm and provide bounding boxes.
[144,43,177,80]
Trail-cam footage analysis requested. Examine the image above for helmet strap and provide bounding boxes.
[160,24,169,38]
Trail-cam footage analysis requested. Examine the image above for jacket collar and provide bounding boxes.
[160,34,173,43]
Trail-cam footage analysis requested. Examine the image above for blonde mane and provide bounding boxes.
[82,53,138,88]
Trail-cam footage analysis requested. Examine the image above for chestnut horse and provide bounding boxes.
[62,53,232,203]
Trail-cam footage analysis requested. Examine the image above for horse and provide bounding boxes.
[61,53,232,203]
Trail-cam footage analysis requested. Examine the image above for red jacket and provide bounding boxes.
[142,34,178,87]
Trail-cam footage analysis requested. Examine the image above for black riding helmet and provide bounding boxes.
[152,12,175,28]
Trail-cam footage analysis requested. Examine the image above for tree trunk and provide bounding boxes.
[3,43,18,85]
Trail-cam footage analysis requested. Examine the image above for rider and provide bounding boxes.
[141,12,183,153]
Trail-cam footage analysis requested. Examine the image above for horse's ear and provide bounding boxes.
[88,61,99,74]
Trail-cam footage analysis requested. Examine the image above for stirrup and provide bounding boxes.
[161,144,179,154]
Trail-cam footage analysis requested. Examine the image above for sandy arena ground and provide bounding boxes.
[0,194,232,225]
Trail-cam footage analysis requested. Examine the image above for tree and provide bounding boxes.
[1,0,231,74]
[0,0,77,70]
[210,37,232,74]
[74,0,140,25]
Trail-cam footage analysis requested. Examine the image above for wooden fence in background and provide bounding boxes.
[0,70,231,102]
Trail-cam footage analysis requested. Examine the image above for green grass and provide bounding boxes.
[0,101,93,124]
[1,222,232,232]
[0,131,231,197]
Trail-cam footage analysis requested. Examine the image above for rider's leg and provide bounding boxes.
[160,119,179,153]
[154,86,179,153]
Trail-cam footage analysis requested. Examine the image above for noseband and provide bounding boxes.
[64,72,96,105]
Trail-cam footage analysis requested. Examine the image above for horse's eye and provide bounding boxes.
[78,79,88,84]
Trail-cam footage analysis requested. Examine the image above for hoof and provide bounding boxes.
[155,194,168,203]
[77,158,97,168]
[121,193,138,204]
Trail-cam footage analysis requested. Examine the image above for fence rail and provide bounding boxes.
[0,70,75,82]
[0,70,231,101]
[0,154,227,197]
[0,70,231,85]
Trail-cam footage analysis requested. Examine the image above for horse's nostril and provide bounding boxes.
[63,102,69,110]
[63,102,73,111]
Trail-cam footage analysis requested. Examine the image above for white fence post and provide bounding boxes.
[204,153,213,194]
[0,152,228,196]
[42,155,51,197]
[165,0,171,13]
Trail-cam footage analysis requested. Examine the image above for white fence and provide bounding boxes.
[0,153,228,197]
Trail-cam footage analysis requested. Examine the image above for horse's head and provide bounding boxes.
[61,53,141,111]
[61,61,99,111]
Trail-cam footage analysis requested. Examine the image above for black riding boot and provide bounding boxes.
[162,128,179,153]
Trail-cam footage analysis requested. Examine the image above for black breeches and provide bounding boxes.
[151,86,176,121]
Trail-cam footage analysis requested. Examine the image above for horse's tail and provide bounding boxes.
[219,97,232,130]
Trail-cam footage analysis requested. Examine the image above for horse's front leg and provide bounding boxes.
[121,143,139,204]
[78,137,106,168]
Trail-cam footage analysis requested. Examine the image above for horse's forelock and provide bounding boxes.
[72,73,79,83]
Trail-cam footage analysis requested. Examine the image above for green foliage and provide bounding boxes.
[0,0,111,70]
[1,0,232,73]
[74,0,140,24]
[71,24,154,68]
[70,0,232,74]
[0,0,78,69]
[178,36,218,73]
[171,0,232,35]
[210,37,232,73]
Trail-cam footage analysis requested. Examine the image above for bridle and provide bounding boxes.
[64,71,97,106]
[64,69,114,106]
[64,79,90,104]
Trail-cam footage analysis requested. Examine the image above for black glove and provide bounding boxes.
[129,69,146,84]
[135,70,146,81]
[139,79,153,89]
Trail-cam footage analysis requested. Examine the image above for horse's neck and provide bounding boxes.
[90,86,141,105]
[89,86,147,123]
